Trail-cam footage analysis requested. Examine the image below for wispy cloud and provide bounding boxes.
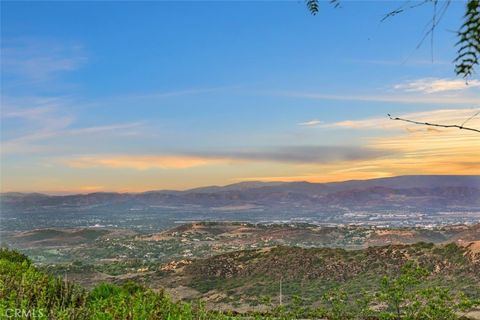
[64,155,227,170]
[133,85,241,99]
[320,109,480,130]
[2,121,145,155]
[282,91,479,105]
[208,146,389,164]
[291,108,480,182]
[1,38,87,85]
[236,129,480,185]
[299,119,323,127]
[393,78,480,94]
[60,145,390,171]
[67,122,144,135]
[1,96,145,155]
[1,105,56,119]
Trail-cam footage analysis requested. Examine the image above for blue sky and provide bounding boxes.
[1,1,479,193]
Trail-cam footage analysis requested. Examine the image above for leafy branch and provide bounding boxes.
[305,0,480,78]
[455,0,480,78]
[305,0,339,16]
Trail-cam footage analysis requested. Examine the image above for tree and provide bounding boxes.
[305,0,480,79]
[376,262,477,320]
[455,0,480,78]
[377,262,429,320]
[319,262,478,320]
[306,1,480,134]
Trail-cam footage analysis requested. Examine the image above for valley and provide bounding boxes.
[1,175,480,317]
[2,176,480,234]
[2,222,479,313]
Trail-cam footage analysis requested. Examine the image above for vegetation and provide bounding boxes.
[1,247,479,319]
[305,0,480,79]
[0,249,232,320]
[455,0,480,78]
[12,223,479,278]
[186,243,480,303]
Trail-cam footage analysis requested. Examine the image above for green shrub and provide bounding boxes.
[0,248,31,265]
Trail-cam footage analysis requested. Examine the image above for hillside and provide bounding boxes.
[28,223,476,314]
[143,222,480,248]
[3,222,480,318]
[5,223,480,271]
[8,228,137,248]
[0,249,241,320]
[1,246,479,319]
[148,242,480,310]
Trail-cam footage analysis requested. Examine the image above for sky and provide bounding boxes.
[1,1,479,194]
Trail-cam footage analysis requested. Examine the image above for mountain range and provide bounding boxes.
[2,175,479,211]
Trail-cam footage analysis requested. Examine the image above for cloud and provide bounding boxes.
[393,78,480,94]
[1,96,145,155]
[1,105,56,119]
[64,155,227,170]
[321,108,480,130]
[281,91,479,105]
[1,38,87,83]
[211,146,389,164]
[67,122,145,135]
[235,171,394,183]
[299,119,323,127]
[133,85,241,99]
[61,145,390,171]
[79,186,105,192]
[2,121,144,155]
[1,97,75,153]
[237,131,480,185]
[299,108,480,182]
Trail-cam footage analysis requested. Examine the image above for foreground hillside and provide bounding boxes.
[181,243,480,304]
[1,248,479,319]
[0,249,236,320]
[130,241,478,313]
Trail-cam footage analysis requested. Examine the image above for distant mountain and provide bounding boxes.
[1,175,479,212]
[196,175,480,192]
[187,181,288,193]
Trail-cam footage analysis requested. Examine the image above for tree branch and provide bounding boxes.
[387,114,480,133]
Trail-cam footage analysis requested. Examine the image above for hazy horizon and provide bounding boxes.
[1,174,478,195]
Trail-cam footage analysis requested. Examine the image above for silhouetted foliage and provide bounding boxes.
[305,0,339,15]
[455,0,480,78]
[305,0,480,78]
